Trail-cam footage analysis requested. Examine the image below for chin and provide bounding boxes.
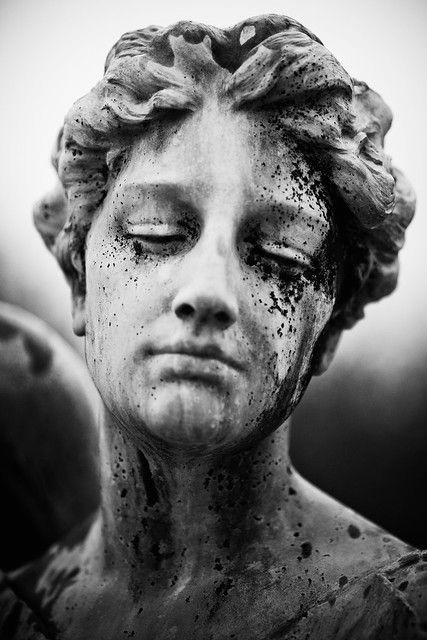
[139,382,245,452]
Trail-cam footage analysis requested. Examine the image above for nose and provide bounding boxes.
[172,253,238,332]
[173,294,237,331]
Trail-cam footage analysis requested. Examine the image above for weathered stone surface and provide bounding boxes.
[4,14,423,640]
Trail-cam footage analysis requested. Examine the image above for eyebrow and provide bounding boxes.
[113,180,329,230]
[248,192,329,224]
[110,180,200,226]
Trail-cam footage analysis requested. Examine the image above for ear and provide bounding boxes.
[72,292,86,336]
[311,326,342,376]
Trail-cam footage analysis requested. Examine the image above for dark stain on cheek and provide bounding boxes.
[268,287,297,321]
[133,239,144,259]
[310,243,337,300]
[263,265,313,323]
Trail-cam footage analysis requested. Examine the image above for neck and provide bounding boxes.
[99,409,298,591]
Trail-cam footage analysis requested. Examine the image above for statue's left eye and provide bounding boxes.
[135,234,185,244]
[252,245,309,275]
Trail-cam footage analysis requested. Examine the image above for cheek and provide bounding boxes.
[84,237,175,382]
[247,273,334,385]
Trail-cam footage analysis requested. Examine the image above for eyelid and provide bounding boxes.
[125,222,181,236]
[260,242,311,266]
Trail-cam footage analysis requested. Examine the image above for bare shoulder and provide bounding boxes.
[4,512,101,635]
[292,469,415,577]
[276,472,427,638]
[0,571,50,640]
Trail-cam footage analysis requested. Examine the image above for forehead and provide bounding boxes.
[117,105,330,218]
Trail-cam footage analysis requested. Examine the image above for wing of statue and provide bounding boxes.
[0,303,100,572]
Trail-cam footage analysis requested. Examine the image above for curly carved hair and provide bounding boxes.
[34,14,415,346]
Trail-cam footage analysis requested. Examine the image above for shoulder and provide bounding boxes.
[0,572,51,640]
[294,551,427,640]
[283,472,427,638]
[3,512,100,638]
[378,550,427,633]
[271,551,427,640]
[294,470,415,569]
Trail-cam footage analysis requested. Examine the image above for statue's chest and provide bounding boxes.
[53,577,329,640]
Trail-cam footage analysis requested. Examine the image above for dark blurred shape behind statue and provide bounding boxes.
[0,303,100,572]
[1,14,426,640]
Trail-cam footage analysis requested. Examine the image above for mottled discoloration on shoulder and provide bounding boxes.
[0,572,51,639]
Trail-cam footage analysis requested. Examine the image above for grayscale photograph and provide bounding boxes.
[0,0,426,638]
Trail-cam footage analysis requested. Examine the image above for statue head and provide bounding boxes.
[35,15,415,454]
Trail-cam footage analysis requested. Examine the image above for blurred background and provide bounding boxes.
[0,0,426,563]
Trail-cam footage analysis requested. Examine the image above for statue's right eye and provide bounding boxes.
[127,230,187,257]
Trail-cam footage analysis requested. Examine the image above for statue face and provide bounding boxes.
[83,104,337,453]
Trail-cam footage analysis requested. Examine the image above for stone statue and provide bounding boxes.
[1,14,426,640]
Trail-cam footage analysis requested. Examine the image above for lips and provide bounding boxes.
[145,341,245,372]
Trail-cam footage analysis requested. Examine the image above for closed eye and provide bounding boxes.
[128,234,187,259]
[126,221,186,246]
[133,234,185,244]
[255,245,311,273]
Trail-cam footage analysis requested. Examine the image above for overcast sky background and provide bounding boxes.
[1,0,426,375]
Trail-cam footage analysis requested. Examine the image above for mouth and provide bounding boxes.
[146,341,246,373]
